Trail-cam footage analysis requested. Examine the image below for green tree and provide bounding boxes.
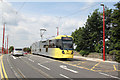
[23,47,31,52]
[9,46,14,53]
[109,2,120,50]
[85,9,103,52]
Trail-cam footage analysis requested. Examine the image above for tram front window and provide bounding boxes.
[62,41,73,50]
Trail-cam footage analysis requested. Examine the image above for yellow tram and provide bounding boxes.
[31,35,74,58]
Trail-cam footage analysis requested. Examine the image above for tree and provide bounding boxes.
[9,46,14,53]
[85,9,103,52]
[71,2,120,61]
[23,47,31,53]
[109,2,120,50]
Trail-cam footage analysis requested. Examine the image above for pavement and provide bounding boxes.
[73,56,119,64]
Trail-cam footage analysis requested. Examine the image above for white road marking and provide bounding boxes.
[60,74,70,79]
[60,65,78,74]
[38,63,51,70]
[28,59,34,62]
[12,56,16,59]
[99,72,120,79]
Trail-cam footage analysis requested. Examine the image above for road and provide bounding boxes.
[0,54,120,80]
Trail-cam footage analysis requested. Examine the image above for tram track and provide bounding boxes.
[19,57,56,80]
[7,54,56,80]
[7,55,27,80]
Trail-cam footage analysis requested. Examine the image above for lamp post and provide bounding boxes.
[56,27,59,36]
[40,29,46,41]
[2,23,5,54]
[101,3,105,61]
[7,35,8,54]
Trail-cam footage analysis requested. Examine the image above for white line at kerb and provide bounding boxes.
[38,63,51,70]
[99,72,120,79]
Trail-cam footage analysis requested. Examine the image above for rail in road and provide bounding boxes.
[0,54,120,80]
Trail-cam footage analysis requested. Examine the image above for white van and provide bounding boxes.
[13,48,24,56]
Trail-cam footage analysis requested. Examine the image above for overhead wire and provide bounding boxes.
[58,3,102,50]
[16,2,26,13]
[62,2,101,18]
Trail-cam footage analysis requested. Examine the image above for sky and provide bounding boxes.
[0,0,119,48]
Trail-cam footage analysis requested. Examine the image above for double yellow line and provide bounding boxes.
[0,55,8,80]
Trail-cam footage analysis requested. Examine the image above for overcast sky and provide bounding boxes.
[0,0,119,48]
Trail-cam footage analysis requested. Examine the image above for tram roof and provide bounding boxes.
[53,35,72,39]
[40,35,73,42]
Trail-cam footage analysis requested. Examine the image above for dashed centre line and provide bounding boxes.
[28,59,34,62]
[60,74,70,79]
[38,63,51,70]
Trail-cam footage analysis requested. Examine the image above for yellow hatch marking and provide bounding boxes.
[90,61,101,70]
[113,65,117,71]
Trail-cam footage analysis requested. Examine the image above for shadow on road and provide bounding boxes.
[32,53,86,62]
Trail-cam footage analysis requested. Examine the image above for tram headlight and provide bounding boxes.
[71,51,73,54]
[62,51,65,54]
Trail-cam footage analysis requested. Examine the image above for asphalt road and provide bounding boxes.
[0,54,120,80]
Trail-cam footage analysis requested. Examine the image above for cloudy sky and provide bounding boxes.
[0,0,119,48]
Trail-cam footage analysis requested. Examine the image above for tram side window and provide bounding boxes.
[49,40,56,48]
[56,39,62,49]
[44,45,48,48]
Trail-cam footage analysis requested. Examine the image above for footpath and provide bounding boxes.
[73,55,119,64]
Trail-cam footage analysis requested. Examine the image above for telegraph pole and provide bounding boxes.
[101,3,105,61]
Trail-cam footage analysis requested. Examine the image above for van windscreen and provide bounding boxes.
[15,49,22,51]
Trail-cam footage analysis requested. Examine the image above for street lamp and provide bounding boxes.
[7,35,9,54]
[56,27,59,36]
[2,23,5,54]
[40,28,46,41]
[101,3,105,61]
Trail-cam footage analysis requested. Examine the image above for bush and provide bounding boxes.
[79,50,89,57]
[109,50,117,55]
[109,50,120,63]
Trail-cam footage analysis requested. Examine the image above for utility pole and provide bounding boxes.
[2,23,5,54]
[101,3,105,61]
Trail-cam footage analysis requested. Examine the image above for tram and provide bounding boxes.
[31,35,74,58]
